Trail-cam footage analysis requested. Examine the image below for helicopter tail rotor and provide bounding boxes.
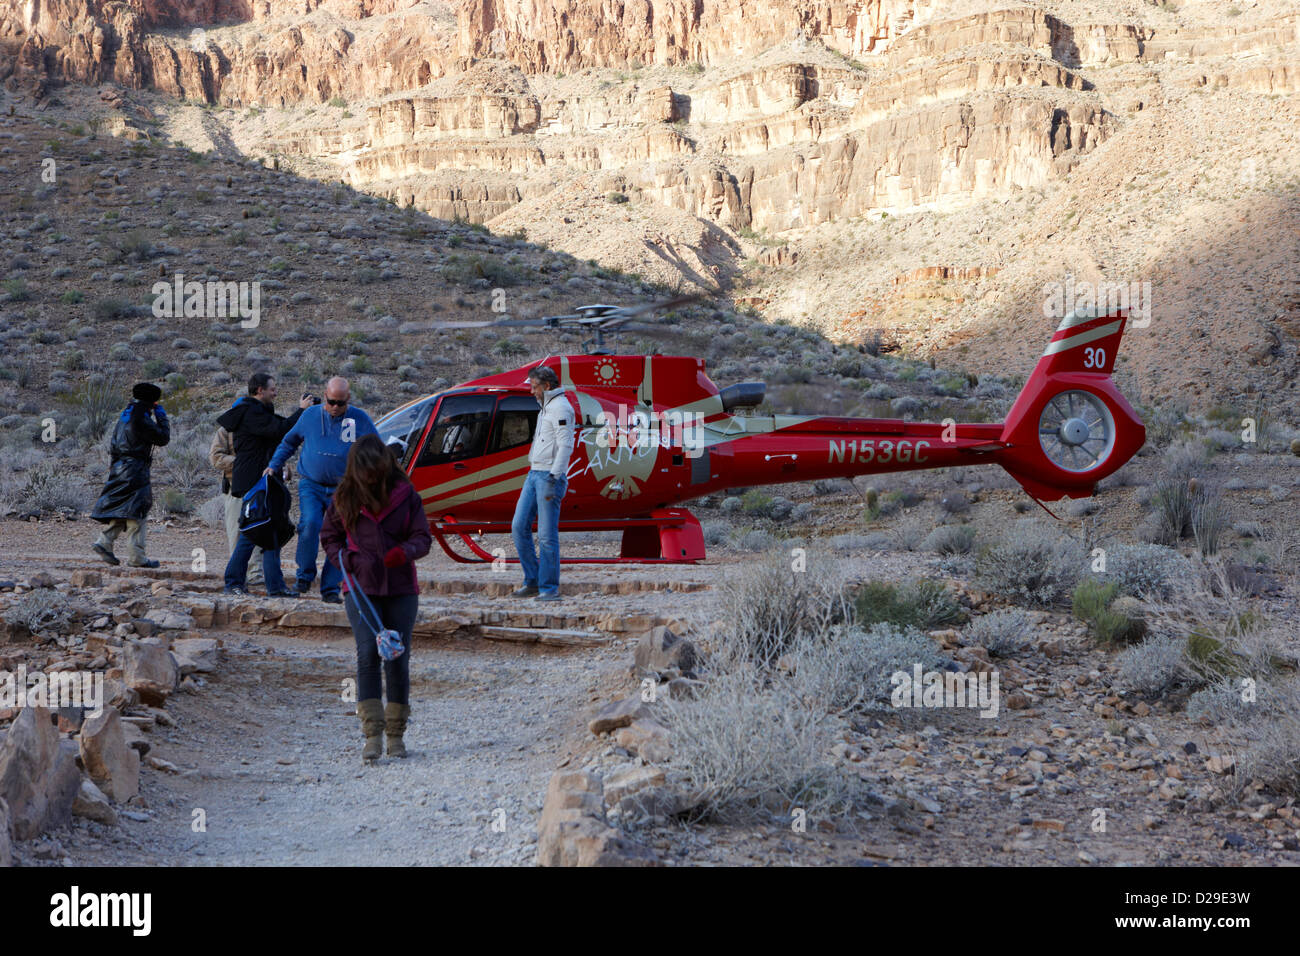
[997,307,1146,502]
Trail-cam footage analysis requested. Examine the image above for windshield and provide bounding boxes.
[375,395,437,469]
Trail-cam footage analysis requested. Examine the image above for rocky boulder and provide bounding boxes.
[72,778,119,826]
[0,706,80,840]
[123,640,179,706]
[78,706,140,803]
[588,694,656,735]
[536,770,658,867]
[0,797,11,867]
[633,625,697,677]
[171,637,219,674]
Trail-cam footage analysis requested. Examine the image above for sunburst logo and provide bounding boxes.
[594,360,621,385]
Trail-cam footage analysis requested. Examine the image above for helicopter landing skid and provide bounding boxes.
[430,509,706,564]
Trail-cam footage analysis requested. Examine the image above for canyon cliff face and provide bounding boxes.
[1,0,1297,404]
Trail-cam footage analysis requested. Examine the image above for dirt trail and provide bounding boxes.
[1,522,640,867]
[57,630,625,866]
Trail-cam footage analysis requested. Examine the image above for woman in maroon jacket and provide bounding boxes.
[321,435,432,762]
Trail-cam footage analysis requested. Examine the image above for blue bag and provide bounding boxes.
[340,562,406,662]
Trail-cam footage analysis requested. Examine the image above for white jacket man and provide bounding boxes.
[512,366,575,601]
[529,384,576,476]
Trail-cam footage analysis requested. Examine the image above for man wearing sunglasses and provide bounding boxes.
[266,376,379,603]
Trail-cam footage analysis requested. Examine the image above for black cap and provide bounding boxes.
[132,382,162,403]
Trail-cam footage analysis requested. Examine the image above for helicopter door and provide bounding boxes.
[471,394,541,510]
[410,394,497,513]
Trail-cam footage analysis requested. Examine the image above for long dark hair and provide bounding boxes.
[333,434,407,532]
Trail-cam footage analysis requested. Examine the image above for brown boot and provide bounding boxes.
[357,699,385,763]
[384,702,410,758]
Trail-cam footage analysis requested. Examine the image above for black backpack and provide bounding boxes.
[239,473,296,550]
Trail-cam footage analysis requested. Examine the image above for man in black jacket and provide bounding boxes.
[219,372,311,596]
[91,382,170,568]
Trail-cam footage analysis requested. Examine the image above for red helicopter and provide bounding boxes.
[376,302,1145,563]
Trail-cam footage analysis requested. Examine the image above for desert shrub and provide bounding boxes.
[1139,559,1291,686]
[161,488,192,514]
[440,253,528,287]
[157,428,214,499]
[1073,578,1148,644]
[10,459,88,512]
[1186,678,1280,725]
[922,524,975,555]
[1073,578,1119,622]
[712,550,852,667]
[1190,486,1229,556]
[794,623,951,713]
[965,608,1035,657]
[852,579,965,631]
[740,488,773,516]
[732,528,776,551]
[974,520,1082,607]
[1235,695,1300,797]
[890,396,921,416]
[1115,636,1188,696]
[659,664,858,823]
[1149,479,1193,543]
[1163,439,1209,481]
[1090,542,1190,598]
[198,494,226,529]
[73,369,123,441]
[888,510,931,551]
[93,298,130,321]
[2,589,72,632]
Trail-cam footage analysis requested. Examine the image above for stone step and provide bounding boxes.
[481,626,610,647]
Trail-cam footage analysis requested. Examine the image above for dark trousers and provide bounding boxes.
[345,591,419,705]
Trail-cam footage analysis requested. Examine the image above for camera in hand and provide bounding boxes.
[304,393,322,405]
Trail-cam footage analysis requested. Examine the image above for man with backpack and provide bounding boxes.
[219,373,310,596]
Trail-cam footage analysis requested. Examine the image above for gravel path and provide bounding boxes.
[55,631,628,866]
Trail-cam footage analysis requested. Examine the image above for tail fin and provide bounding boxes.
[1037,307,1129,376]
[998,307,1146,502]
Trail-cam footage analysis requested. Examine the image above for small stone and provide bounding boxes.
[72,778,119,825]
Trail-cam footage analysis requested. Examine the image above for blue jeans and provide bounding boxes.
[224,532,287,593]
[345,591,419,705]
[296,477,341,598]
[511,470,567,595]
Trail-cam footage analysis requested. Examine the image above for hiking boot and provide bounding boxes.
[357,699,385,763]
[535,590,561,602]
[129,559,161,569]
[384,702,410,759]
[322,592,342,605]
[92,543,119,566]
[511,585,539,598]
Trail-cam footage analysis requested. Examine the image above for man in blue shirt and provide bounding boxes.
[266,376,379,603]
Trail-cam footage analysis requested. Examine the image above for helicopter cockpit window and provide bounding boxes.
[490,395,540,454]
[374,396,436,469]
[416,395,496,467]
